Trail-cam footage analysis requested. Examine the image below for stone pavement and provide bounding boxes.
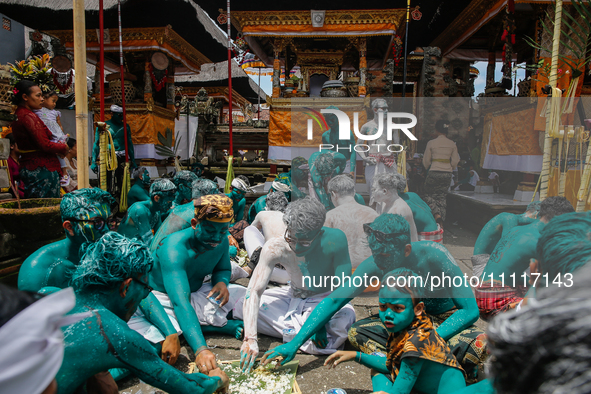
[118,221,483,393]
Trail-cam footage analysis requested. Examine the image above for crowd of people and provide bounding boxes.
[2,95,591,394]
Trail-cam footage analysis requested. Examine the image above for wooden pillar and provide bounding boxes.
[73,0,89,189]
[358,38,367,97]
[486,51,495,86]
[272,46,281,98]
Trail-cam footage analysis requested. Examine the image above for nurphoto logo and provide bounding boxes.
[307,108,418,153]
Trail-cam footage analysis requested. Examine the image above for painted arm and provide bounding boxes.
[405,210,418,242]
[91,127,101,171]
[234,199,245,223]
[139,293,177,337]
[113,326,221,394]
[433,248,479,340]
[159,254,208,354]
[211,240,231,288]
[358,353,389,374]
[384,358,424,394]
[349,133,357,174]
[263,260,376,365]
[126,125,136,167]
[240,241,278,371]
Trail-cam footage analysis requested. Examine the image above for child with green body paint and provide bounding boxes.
[325,268,467,394]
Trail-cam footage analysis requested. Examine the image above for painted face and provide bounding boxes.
[371,182,388,203]
[373,102,388,119]
[24,86,44,110]
[284,227,323,256]
[141,169,150,185]
[197,220,229,249]
[378,288,416,333]
[177,184,193,204]
[231,187,246,201]
[156,191,176,213]
[69,203,113,243]
[123,274,153,321]
[365,224,405,271]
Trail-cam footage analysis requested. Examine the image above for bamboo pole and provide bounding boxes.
[73,0,89,188]
[575,132,591,211]
[539,0,563,200]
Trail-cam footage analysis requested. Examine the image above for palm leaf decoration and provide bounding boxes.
[155,127,183,158]
[524,0,591,78]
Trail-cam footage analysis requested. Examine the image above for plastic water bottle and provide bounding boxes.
[282,328,296,343]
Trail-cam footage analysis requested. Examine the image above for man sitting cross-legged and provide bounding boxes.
[18,187,117,292]
[325,268,467,394]
[237,197,356,372]
[243,191,291,284]
[471,201,540,278]
[394,174,444,243]
[148,195,246,374]
[118,178,177,244]
[324,174,378,270]
[371,172,418,242]
[476,196,574,321]
[149,179,248,281]
[56,232,228,394]
[263,214,484,382]
[19,188,181,373]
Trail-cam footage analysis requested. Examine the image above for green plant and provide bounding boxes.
[524,0,591,79]
[154,127,182,158]
[9,54,54,92]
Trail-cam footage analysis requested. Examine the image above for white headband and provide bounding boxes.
[0,288,90,394]
[231,178,248,192]
[110,104,123,113]
[272,180,290,192]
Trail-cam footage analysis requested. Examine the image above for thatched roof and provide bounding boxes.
[0,0,229,63]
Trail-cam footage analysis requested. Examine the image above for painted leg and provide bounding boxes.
[454,379,495,394]
[201,319,244,339]
[371,372,394,393]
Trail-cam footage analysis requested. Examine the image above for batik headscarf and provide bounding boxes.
[193,194,234,223]
[386,313,465,381]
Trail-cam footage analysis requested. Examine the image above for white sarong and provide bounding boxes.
[234,286,355,355]
[128,283,247,343]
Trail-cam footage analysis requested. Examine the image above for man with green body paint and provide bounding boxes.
[90,105,136,194]
[321,105,357,176]
[118,178,177,244]
[127,166,151,207]
[476,196,574,320]
[238,197,355,372]
[247,178,291,223]
[150,178,220,253]
[56,232,228,394]
[394,174,444,243]
[471,201,540,278]
[226,177,249,225]
[325,269,467,394]
[148,179,249,281]
[263,214,482,378]
[171,170,199,209]
[18,188,118,292]
[149,195,246,375]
